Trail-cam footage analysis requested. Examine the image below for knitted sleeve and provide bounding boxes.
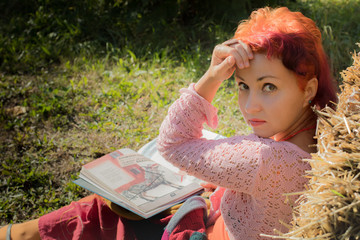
[157,83,312,238]
[157,84,308,194]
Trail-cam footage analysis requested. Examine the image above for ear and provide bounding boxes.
[303,77,318,107]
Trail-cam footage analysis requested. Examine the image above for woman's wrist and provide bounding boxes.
[194,71,223,103]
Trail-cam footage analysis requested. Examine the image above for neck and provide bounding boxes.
[279,124,316,142]
[273,109,317,153]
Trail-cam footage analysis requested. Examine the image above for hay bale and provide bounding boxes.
[262,44,360,239]
[284,44,360,239]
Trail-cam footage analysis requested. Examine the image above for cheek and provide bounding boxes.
[263,96,285,120]
[269,93,304,125]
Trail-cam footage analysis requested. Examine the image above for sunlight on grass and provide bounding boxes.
[1,0,359,224]
[1,47,245,223]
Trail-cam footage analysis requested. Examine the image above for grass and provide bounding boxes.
[1,0,359,225]
[0,49,245,224]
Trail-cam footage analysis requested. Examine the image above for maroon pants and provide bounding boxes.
[38,194,165,240]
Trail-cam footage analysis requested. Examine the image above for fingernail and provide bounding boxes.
[245,61,249,67]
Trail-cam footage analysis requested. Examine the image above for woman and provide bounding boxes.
[0,6,337,240]
[157,6,337,240]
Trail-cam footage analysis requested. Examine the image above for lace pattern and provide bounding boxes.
[157,84,311,239]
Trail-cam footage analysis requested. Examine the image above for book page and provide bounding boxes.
[80,150,202,213]
[86,161,135,190]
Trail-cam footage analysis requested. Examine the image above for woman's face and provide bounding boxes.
[235,53,309,139]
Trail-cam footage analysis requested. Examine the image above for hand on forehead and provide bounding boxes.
[221,39,254,69]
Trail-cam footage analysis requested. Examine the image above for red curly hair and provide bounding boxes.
[233,7,337,109]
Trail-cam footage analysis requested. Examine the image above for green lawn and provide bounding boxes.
[1,0,359,224]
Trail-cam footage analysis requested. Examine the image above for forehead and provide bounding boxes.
[235,53,295,80]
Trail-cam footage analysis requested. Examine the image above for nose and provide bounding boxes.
[245,92,262,114]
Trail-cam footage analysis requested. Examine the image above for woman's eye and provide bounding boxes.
[263,83,277,92]
[238,82,249,91]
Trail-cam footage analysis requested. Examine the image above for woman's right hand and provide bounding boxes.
[195,39,253,103]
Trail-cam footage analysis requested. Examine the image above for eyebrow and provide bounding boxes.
[236,75,278,81]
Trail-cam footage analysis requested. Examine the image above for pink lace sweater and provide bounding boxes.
[157,84,311,239]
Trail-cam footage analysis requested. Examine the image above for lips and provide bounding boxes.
[248,118,266,127]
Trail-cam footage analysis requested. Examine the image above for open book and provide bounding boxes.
[74,130,225,219]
